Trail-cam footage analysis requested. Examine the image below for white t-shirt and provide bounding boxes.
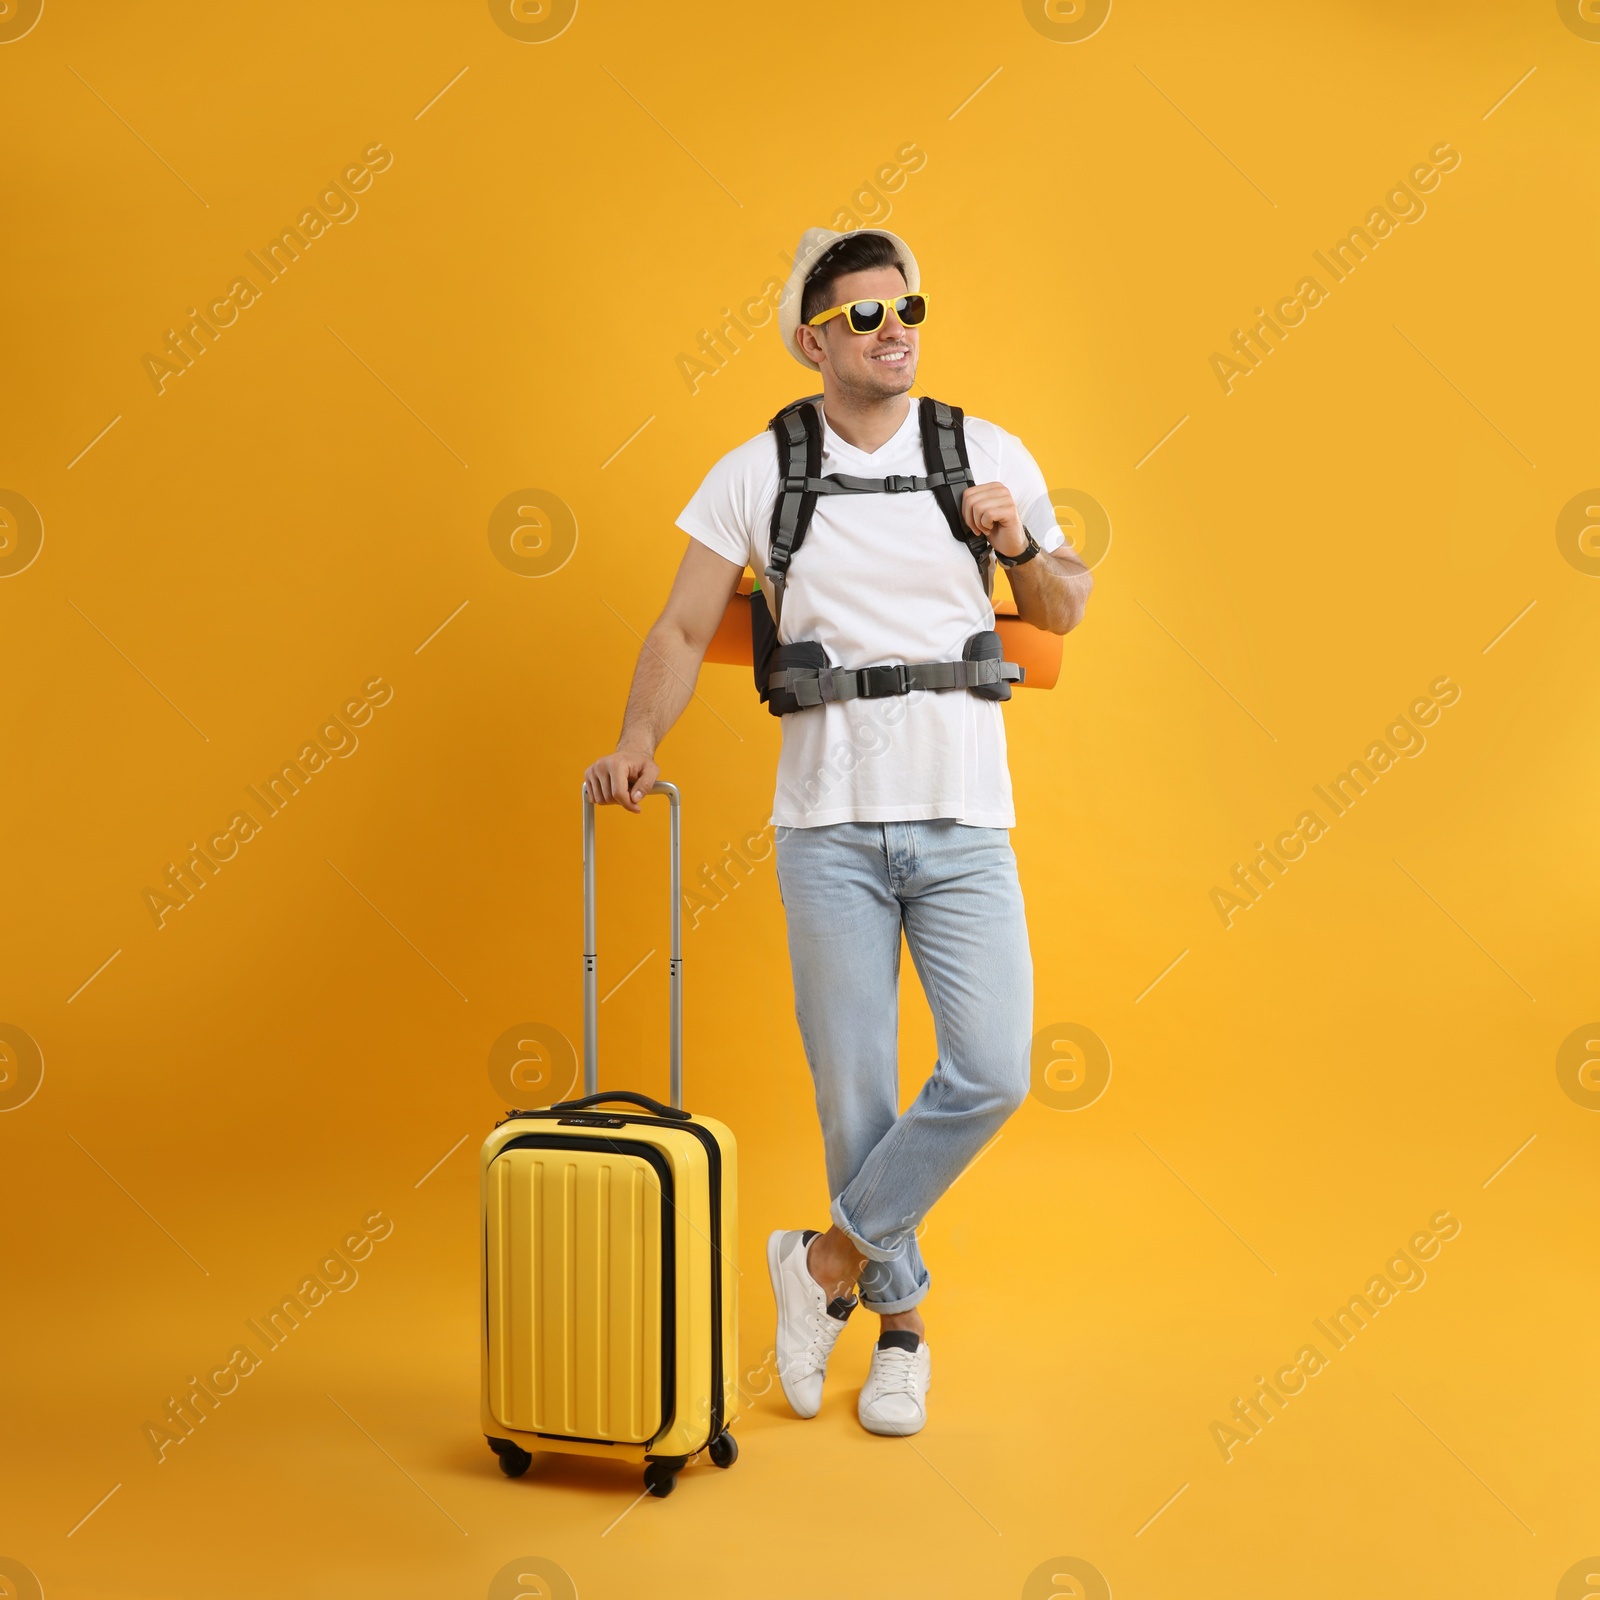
[676,399,1065,829]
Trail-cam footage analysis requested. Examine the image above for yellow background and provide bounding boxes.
[3,1,1598,1595]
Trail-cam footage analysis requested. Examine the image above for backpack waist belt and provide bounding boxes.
[764,629,1023,714]
[770,655,1023,709]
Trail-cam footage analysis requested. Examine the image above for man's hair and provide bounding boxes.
[801,232,908,325]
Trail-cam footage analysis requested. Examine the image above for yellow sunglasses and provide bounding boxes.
[806,293,930,335]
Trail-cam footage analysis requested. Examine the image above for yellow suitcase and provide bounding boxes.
[480,781,739,1498]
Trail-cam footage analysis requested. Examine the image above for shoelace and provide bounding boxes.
[791,1307,847,1378]
[793,1312,844,1376]
[867,1346,922,1398]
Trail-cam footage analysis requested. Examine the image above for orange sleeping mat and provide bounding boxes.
[703,572,1062,691]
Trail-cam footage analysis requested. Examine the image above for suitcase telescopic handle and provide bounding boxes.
[581,780,683,1108]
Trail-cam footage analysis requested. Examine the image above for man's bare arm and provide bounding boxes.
[583,539,743,812]
[1006,542,1093,635]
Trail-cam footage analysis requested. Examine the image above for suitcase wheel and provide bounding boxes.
[708,1430,738,1469]
[643,1458,682,1498]
[495,1443,533,1478]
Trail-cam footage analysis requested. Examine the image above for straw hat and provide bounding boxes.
[777,225,921,371]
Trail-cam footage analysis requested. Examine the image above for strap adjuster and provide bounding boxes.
[882,474,918,493]
[858,664,908,698]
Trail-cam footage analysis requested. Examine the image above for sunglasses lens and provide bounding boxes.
[844,300,885,333]
[897,295,928,326]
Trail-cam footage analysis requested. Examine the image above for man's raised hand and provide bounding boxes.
[959,481,1027,560]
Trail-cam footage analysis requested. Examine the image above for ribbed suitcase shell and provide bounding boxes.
[486,1145,664,1442]
[480,1109,737,1463]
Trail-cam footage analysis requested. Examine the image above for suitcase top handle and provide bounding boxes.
[550,1089,691,1122]
[581,780,683,1109]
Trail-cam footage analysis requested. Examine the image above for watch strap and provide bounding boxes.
[996,530,1042,569]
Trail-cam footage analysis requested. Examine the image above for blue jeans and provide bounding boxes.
[773,821,1034,1314]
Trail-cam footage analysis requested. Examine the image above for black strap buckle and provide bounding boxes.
[858,664,909,698]
[882,474,918,493]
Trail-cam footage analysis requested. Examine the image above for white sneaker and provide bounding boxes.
[766,1228,857,1418]
[858,1331,931,1436]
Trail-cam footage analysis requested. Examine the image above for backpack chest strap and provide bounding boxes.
[781,470,965,496]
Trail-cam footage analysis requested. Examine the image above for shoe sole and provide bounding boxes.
[767,1229,822,1420]
[859,1412,926,1436]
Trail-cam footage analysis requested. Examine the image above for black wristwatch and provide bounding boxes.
[995,530,1041,569]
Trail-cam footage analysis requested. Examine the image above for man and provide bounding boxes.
[583,226,1092,1436]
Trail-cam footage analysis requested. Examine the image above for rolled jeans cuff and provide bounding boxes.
[829,1196,929,1314]
[856,1280,929,1315]
[828,1194,901,1262]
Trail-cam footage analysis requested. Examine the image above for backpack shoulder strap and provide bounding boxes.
[763,394,825,632]
[917,396,994,597]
